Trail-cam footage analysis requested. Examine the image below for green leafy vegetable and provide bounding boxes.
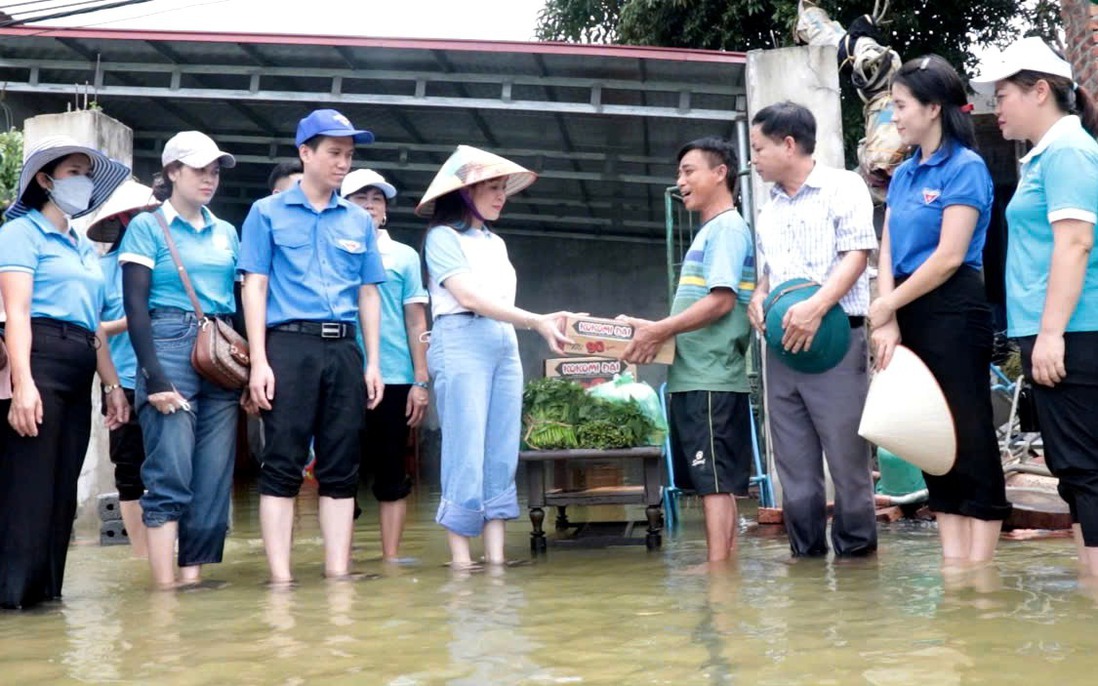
[522,377,662,450]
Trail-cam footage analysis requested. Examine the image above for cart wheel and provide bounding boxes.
[645,533,661,550]
[536,536,548,554]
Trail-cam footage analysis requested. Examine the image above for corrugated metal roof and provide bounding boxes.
[0,26,750,240]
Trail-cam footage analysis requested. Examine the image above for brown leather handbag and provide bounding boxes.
[154,211,250,390]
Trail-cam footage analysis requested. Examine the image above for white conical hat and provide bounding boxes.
[858,345,956,476]
[414,145,536,217]
[83,179,159,242]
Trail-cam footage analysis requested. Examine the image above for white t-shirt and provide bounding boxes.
[424,224,516,318]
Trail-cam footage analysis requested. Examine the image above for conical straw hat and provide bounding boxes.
[83,179,159,242]
[858,345,956,476]
[415,145,536,217]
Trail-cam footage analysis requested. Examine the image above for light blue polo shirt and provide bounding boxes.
[1004,115,1098,337]
[356,231,428,384]
[239,182,386,326]
[886,142,993,277]
[118,202,239,315]
[0,209,105,331]
[425,223,516,317]
[99,250,137,388]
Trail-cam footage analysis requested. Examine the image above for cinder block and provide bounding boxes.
[97,492,122,522]
[100,519,129,546]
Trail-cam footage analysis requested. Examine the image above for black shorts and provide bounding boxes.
[1019,331,1098,543]
[361,384,414,502]
[669,390,753,497]
[102,387,145,501]
[259,330,365,499]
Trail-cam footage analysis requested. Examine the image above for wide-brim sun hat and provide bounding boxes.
[762,278,850,374]
[858,345,957,476]
[5,135,131,222]
[84,179,159,243]
[341,168,396,200]
[970,36,1074,94]
[415,145,537,218]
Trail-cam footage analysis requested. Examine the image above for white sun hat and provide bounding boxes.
[161,130,236,169]
[341,168,397,200]
[970,36,1074,94]
[858,345,957,476]
[415,145,536,217]
[5,135,131,221]
[84,180,159,243]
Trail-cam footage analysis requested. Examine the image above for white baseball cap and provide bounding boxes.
[970,36,1074,94]
[341,168,397,199]
[161,131,236,169]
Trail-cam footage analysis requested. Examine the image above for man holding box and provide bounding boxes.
[621,137,755,562]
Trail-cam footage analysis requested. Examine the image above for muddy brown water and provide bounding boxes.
[2,488,1097,685]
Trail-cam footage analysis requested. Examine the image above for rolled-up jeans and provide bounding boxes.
[136,309,239,567]
[428,314,523,537]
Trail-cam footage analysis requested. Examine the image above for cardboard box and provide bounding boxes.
[560,316,676,365]
[543,357,638,388]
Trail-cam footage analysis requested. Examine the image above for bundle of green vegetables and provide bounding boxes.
[522,377,661,451]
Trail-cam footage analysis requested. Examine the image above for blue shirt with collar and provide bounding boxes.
[118,201,239,315]
[238,182,386,326]
[355,230,428,384]
[99,250,137,388]
[886,142,993,278]
[0,209,105,331]
[1005,115,1098,337]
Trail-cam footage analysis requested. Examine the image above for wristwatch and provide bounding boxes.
[412,380,429,390]
[102,383,122,395]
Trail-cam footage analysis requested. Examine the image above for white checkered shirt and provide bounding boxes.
[756,164,878,315]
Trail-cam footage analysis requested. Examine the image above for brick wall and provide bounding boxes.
[1062,0,1098,95]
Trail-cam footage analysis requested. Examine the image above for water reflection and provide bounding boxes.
[5,493,1098,683]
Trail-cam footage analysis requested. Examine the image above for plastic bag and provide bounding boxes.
[586,373,667,445]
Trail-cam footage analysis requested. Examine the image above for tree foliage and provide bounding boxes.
[536,0,1062,166]
[0,129,23,214]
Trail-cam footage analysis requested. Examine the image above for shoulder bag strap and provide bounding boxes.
[153,210,207,321]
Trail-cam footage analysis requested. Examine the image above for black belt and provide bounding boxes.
[437,312,477,319]
[270,320,355,339]
[29,317,98,346]
[848,316,865,329]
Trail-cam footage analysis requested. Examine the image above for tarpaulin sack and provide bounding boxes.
[859,91,908,204]
[587,373,667,445]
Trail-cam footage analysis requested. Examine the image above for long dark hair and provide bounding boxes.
[1006,70,1098,138]
[19,156,67,212]
[891,54,977,152]
[420,189,477,285]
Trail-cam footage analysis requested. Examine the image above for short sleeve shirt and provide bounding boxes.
[1005,115,1098,337]
[356,230,428,384]
[0,209,105,331]
[119,201,239,315]
[886,144,993,277]
[238,183,386,326]
[424,224,516,318]
[756,165,878,315]
[666,209,754,393]
[99,250,137,388]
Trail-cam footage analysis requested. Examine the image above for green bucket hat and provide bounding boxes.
[763,278,850,374]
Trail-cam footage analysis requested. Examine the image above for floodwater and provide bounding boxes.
[2,488,1098,685]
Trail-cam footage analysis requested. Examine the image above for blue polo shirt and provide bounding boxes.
[886,142,993,278]
[238,183,386,326]
[356,231,428,384]
[1005,115,1098,337]
[118,202,239,315]
[0,209,105,331]
[99,250,137,388]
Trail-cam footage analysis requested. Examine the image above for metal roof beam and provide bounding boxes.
[431,50,498,148]
[0,57,743,98]
[0,79,740,121]
[130,149,676,186]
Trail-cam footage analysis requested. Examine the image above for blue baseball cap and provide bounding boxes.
[295,109,374,147]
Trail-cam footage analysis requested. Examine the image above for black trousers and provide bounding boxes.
[104,388,145,501]
[259,330,365,499]
[0,320,98,609]
[361,384,414,502]
[896,268,1012,521]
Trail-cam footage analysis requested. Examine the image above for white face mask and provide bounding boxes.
[47,175,95,216]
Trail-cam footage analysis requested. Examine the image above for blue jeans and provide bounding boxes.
[428,315,523,537]
[136,310,239,567]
